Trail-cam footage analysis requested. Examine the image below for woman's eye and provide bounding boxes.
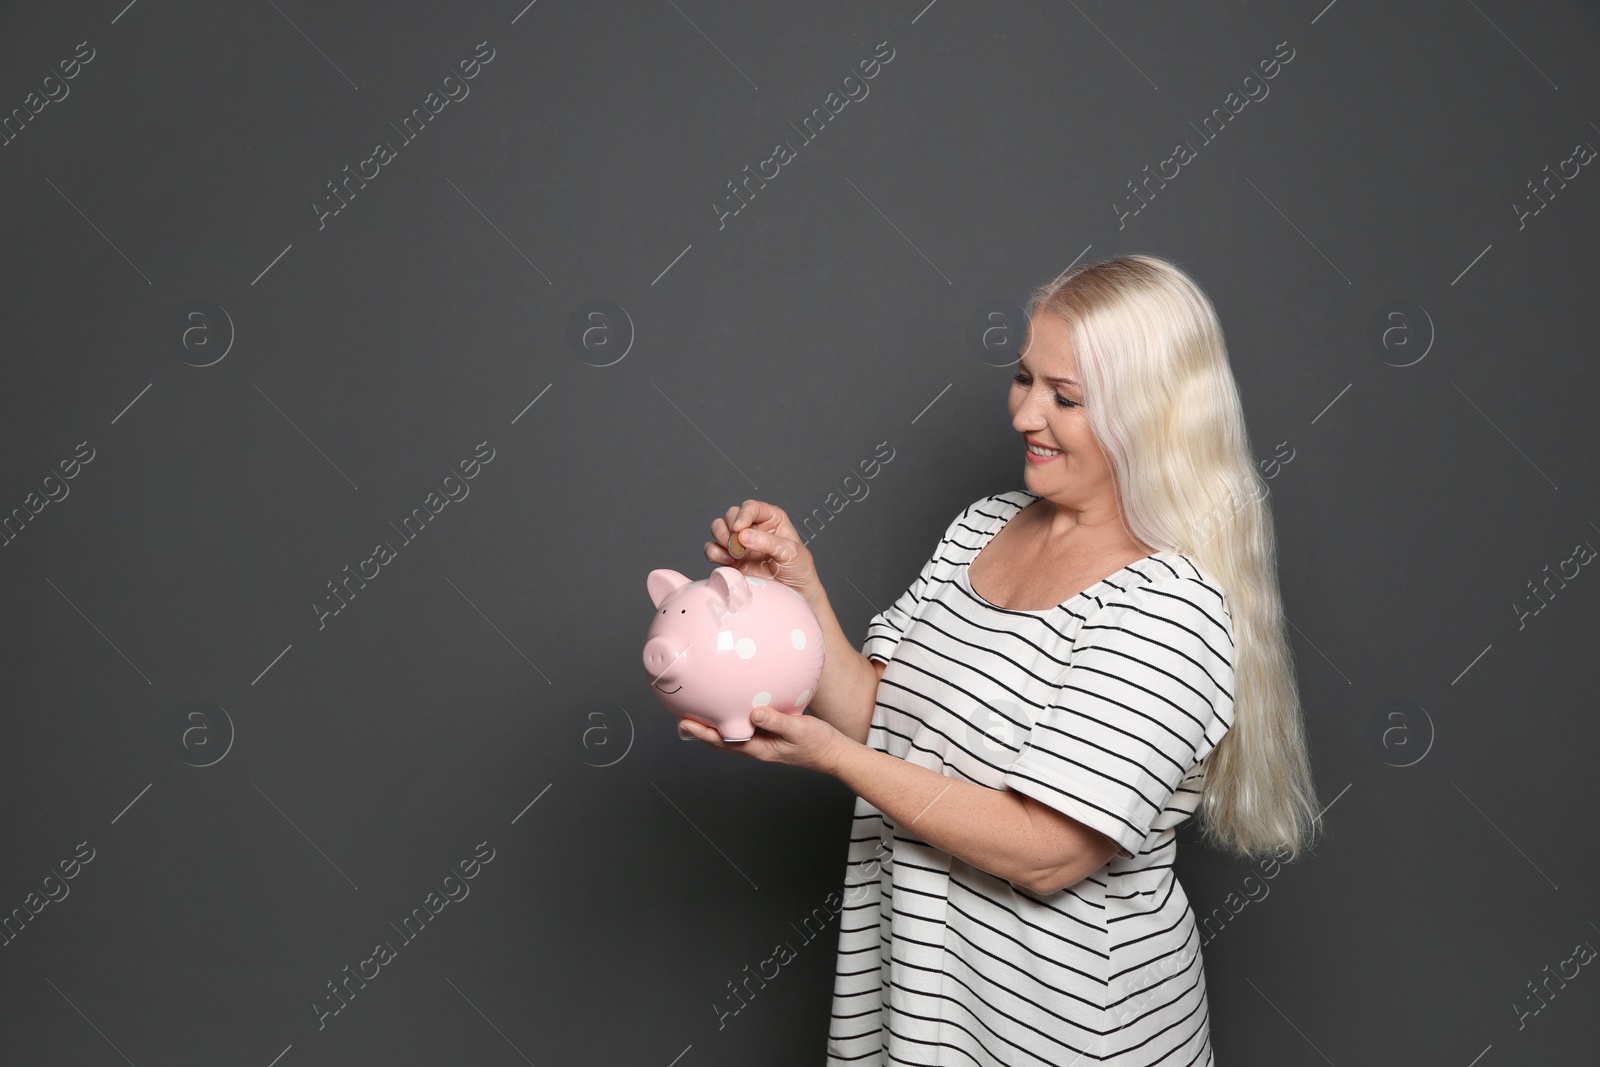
[1012,372,1078,408]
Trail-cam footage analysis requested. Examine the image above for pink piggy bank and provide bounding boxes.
[642,566,825,741]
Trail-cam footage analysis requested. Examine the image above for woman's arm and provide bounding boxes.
[794,580,884,747]
[825,742,1120,894]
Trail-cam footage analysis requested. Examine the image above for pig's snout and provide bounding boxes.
[643,634,686,691]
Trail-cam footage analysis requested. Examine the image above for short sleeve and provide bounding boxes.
[860,498,991,665]
[1001,577,1235,860]
[861,574,926,666]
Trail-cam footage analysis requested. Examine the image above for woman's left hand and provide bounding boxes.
[678,708,851,775]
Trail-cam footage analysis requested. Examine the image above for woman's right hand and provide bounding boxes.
[705,499,819,596]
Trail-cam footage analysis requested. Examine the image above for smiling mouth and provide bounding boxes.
[654,683,682,694]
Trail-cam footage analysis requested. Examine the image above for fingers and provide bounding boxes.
[709,520,747,561]
[730,499,788,536]
[708,501,804,573]
[733,527,791,562]
[712,507,765,556]
[679,718,720,745]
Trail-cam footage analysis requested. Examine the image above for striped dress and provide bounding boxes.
[827,489,1236,1066]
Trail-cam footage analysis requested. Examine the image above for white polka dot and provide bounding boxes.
[790,628,807,649]
[747,577,765,587]
[796,689,812,707]
[751,691,771,707]
[735,637,757,659]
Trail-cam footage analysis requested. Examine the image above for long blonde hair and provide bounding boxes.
[1026,254,1319,861]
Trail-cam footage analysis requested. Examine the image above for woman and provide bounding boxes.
[680,255,1319,1065]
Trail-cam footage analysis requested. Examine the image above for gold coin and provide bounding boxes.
[728,531,746,558]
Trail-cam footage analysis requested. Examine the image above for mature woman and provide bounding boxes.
[680,254,1319,1066]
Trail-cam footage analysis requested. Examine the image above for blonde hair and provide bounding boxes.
[1026,254,1319,861]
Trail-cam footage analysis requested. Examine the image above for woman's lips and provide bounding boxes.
[1025,444,1062,464]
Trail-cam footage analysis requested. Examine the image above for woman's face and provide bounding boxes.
[1008,313,1120,517]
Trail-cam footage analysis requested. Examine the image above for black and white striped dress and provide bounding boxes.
[827,489,1236,1066]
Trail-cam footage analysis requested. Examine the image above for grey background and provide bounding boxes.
[1,0,1597,1064]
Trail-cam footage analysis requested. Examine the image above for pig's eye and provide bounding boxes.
[680,609,686,613]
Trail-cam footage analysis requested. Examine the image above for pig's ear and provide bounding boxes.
[647,569,692,608]
[707,566,753,613]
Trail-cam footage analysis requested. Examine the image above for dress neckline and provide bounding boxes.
[961,492,1164,616]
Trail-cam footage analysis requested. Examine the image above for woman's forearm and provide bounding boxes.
[796,579,879,746]
[825,740,1062,894]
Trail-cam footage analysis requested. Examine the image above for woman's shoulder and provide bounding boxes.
[952,488,1037,529]
[1117,552,1232,625]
